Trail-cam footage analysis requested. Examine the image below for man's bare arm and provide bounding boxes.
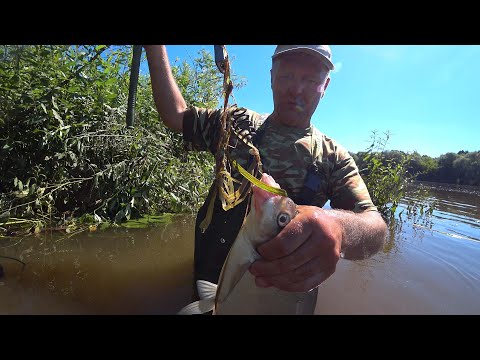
[327,209,387,260]
[144,45,187,133]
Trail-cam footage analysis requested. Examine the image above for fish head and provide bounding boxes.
[249,173,297,246]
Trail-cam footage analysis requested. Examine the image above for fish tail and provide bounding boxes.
[177,280,218,315]
[177,298,215,315]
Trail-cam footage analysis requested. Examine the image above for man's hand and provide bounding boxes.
[249,205,387,292]
[249,205,343,292]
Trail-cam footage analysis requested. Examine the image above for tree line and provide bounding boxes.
[352,149,480,187]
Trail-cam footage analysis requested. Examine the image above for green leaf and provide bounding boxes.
[105,78,116,86]
[52,109,62,121]
[115,209,125,224]
[0,211,10,223]
[125,203,131,220]
[52,96,59,110]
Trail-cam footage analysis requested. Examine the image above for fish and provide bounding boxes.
[177,173,318,315]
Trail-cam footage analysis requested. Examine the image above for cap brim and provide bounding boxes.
[273,47,335,71]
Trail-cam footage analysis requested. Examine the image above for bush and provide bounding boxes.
[0,45,244,232]
[358,130,436,222]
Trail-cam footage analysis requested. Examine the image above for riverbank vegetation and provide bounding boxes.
[353,147,480,187]
[1,45,476,235]
[0,45,235,235]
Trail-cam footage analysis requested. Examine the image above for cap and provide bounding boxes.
[272,45,335,71]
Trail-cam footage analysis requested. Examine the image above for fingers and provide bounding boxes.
[255,261,334,292]
[250,205,341,292]
[250,234,319,276]
[256,207,313,260]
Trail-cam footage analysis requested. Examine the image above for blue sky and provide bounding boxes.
[144,45,480,158]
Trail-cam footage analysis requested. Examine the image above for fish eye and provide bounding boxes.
[277,213,291,228]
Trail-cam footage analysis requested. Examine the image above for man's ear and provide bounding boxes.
[324,77,331,91]
[321,77,331,98]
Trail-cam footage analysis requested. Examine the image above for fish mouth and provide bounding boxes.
[260,173,279,188]
[253,174,281,214]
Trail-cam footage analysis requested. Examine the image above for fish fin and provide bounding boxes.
[197,280,218,300]
[177,298,215,315]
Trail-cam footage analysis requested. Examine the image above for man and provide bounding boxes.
[144,45,387,296]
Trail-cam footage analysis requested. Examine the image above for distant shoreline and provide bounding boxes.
[416,180,480,194]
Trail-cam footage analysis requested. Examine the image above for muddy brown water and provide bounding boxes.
[1,183,479,315]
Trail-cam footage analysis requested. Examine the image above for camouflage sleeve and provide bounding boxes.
[182,106,223,154]
[329,142,378,213]
[182,106,266,154]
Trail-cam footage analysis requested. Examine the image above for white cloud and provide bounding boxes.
[333,61,342,73]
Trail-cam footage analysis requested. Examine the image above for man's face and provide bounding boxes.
[271,52,330,128]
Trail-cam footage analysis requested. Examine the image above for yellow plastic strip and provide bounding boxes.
[231,160,287,197]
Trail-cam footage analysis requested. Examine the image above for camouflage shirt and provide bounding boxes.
[183,105,377,213]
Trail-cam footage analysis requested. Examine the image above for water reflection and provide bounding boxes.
[1,183,479,315]
[0,215,196,314]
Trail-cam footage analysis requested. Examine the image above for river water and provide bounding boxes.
[1,182,479,315]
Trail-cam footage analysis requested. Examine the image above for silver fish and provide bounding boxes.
[178,173,318,315]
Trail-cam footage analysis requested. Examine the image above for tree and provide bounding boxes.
[0,45,245,232]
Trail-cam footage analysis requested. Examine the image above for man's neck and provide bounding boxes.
[270,112,311,129]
